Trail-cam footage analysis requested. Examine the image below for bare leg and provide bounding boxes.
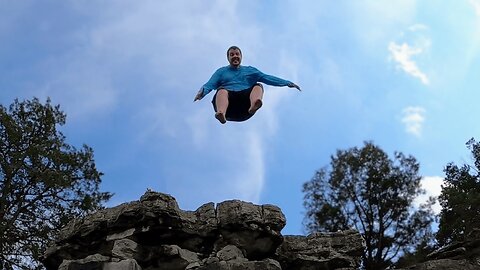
[215,89,228,124]
[248,85,264,114]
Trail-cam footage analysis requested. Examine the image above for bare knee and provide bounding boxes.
[217,89,228,96]
[253,84,264,93]
[250,84,264,100]
[216,89,229,103]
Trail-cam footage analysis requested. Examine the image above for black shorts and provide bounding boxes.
[211,84,264,122]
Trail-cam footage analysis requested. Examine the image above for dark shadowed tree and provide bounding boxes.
[0,98,112,269]
[303,142,435,270]
[436,138,480,246]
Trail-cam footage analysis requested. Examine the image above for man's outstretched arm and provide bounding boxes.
[254,67,301,91]
[194,68,223,102]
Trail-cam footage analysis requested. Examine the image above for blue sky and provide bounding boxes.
[1,0,479,235]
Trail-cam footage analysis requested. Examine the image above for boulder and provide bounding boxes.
[275,230,364,270]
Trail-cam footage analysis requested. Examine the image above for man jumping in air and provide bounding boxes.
[194,46,301,124]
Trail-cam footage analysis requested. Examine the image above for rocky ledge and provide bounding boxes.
[397,229,480,270]
[43,191,364,270]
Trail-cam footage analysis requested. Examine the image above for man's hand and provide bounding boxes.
[288,83,301,91]
[194,89,204,102]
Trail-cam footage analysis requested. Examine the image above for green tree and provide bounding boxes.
[436,138,480,246]
[303,142,435,270]
[0,98,112,269]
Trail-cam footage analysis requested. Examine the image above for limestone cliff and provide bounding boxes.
[42,191,364,270]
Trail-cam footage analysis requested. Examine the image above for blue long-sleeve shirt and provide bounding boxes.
[201,65,292,96]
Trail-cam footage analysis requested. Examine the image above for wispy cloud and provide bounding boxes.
[470,0,480,16]
[1,1,273,206]
[401,106,426,137]
[389,42,429,85]
[388,24,431,85]
[414,176,443,214]
[231,132,265,202]
[160,127,267,206]
[37,60,118,122]
[409,24,428,32]
[90,0,306,207]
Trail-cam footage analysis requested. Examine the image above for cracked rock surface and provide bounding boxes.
[43,191,363,270]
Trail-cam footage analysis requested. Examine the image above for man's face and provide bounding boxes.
[227,49,242,67]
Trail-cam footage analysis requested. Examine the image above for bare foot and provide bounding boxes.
[248,99,263,114]
[215,112,226,124]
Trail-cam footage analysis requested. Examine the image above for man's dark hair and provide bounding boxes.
[227,46,242,57]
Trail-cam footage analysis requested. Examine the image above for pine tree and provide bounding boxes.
[437,138,480,246]
[0,98,112,269]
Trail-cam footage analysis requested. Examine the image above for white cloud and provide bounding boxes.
[389,42,429,85]
[401,106,426,137]
[470,0,480,16]
[388,23,431,85]
[414,176,443,214]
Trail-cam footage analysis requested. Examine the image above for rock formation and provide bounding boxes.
[397,229,480,270]
[42,191,364,270]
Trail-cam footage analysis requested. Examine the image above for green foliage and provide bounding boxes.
[0,98,112,269]
[303,142,435,270]
[436,138,480,246]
